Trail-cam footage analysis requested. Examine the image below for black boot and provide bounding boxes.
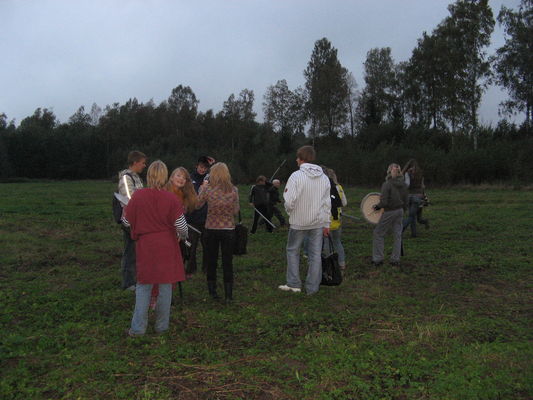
[224,282,233,301]
[207,281,220,299]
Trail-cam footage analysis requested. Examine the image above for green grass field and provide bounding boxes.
[0,181,531,399]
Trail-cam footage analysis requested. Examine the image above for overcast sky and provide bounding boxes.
[0,0,523,127]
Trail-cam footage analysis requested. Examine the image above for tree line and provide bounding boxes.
[1,0,531,185]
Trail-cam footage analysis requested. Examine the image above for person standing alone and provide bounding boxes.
[279,146,331,295]
[372,163,408,266]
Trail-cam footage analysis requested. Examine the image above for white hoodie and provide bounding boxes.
[283,163,331,230]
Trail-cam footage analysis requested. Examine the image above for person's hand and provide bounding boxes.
[323,227,330,237]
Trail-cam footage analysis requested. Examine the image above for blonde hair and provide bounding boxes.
[209,162,234,193]
[146,160,168,189]
[386,163,402,180]
[167,167,198,213]
[326,168,339,185]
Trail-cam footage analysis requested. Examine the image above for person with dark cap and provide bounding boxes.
[188,155,215,274]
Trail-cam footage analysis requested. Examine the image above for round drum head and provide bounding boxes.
[360,192,384,224]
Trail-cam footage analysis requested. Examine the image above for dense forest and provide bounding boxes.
[1,0,531,185]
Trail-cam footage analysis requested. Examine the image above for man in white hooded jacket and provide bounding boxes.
[279,145,331,295]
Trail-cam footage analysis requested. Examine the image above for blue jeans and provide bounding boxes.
[130,283,172,335]
[286,228,323,294]
[325,228,345,267]
[403,195,422,237]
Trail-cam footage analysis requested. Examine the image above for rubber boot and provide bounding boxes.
[224,282,233,301]
[207,281,220,299]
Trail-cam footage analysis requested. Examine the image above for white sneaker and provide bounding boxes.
[278,284,301,293]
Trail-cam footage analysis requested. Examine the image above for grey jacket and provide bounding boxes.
[376,176,408,212]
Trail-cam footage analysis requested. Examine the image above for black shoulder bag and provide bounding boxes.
[321,235,343,286]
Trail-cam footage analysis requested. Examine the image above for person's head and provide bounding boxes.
[196,156,211,175]
[128,151,147,174]
[256,175,267,185]
[326,168,338,185]
[168,167,197,212]
[272,179,281,188]
[386,163,402,180]
[146,160,168,189]
[208,162,233,193]
[296,145,316,165]
[404,158,419,172]
[169,167,191,189]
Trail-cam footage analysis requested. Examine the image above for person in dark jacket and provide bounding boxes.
[188,156,215,273]
[401,159,429,237]
[269,179,286,227]
[249,175,273,233]
[372,163,408,266]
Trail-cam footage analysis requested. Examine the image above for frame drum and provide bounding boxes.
[360,192,384,224]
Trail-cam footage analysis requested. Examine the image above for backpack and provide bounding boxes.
[112,173,135,224]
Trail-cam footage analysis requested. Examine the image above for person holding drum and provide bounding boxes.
[371,163,408,267]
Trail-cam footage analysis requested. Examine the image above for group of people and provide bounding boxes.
[116,146,427,336]
[117,152,239,336]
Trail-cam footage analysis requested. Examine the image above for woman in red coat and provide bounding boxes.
[123,160,188,336]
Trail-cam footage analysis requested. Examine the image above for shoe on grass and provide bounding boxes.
[278,284,301,293]
[390,260,401,267]
[125,329,143,338]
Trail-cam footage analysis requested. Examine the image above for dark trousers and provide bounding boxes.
[403,195,428,237]
[205,229,234,283]
[187,224,207,274]
[251,205,273,233]
[271,205,286,226]
[121,228,136,289]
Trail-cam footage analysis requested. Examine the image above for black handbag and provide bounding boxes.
[321,236,343,286]
[233,212,248,255]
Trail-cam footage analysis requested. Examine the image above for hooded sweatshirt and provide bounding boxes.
[283,163,331,230]
[376,176,408,212]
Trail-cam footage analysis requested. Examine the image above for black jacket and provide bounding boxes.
[188,170,208,226]
[249,184,270,206]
